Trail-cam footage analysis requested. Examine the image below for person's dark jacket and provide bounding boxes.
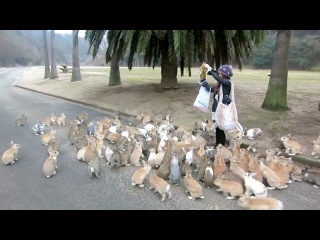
[199,70,232,112]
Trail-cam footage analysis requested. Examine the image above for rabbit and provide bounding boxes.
[213,145,228,179]
[41,129,57,146]
[83,138,97,164]
[77,112,89,125]
[75,135,88,152]
[129,141,144,166]
[157,156,171,180]
[184,169,204,200]
[181,162,192,178]
[243,172,268,198]
[110,147,121,169]
[43,113,57,126]
[149,170,172,201]
[311,139,320,159]
[213,174,244,200]
[217,144,233,162]
[258,160,287,190]
[94,133,105,158]
[47,139,60,155]
[289,163,303,182]
[248,153,263,182]
[280,134,302,155]
[169,152,180,185]
[77,135,96,162]
[244,127,263,140]
[43,149,59,178]
[33,120,46,135]
[131,160,151,187]
[88,151,100,179]
[147,148,157,168]
[119,141,134,166]
[265,148,281,165]
[229,155,246,180]
[154,150,166,168]
[203,161,215,188]
[237,196,284,210]
[15,113,28,126]
[268,157,292,185]
[219,171,244,185]
[302,168,320,188]
[2,141,20,165]
[56,113,66,126]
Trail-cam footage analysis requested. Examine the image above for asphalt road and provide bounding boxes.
[0,67,319,210]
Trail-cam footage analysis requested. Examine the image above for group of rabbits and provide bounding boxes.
[2,110,320,210]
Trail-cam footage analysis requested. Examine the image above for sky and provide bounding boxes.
[54,30,86,37]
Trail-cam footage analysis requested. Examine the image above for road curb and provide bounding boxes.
[14,84,320,169]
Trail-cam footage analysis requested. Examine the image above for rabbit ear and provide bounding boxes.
[10,140,14,146]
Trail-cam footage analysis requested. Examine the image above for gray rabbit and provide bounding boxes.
[169,152,180,185]
[32,120,46,135]
[15,113,28,126]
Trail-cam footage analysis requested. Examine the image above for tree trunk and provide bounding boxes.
[261,30,291,110]
[43,30,51,79]
[108,48,121,86]
[50,30,58,79]
[71,30,82,82]
[160,47,178,89]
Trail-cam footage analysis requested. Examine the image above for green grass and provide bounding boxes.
[79,67,320,86]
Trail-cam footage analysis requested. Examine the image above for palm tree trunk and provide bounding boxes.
[50,30,58,79]
[43,30,51,79]
[108,48,121,86]
[160,47,178,89]
[71,30,82,82]
[262,30,291,110]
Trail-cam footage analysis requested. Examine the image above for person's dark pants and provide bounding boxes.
[216,126,226,146]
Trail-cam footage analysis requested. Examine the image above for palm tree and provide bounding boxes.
[85,30,265,88]
[50,30,58,79]
[42,30,50,79]
[71,30,82,82]
[261,30,291,110]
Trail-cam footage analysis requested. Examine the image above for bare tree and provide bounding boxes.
[71,30,82,82]
[43,30,51,79]
[50,30,58,79]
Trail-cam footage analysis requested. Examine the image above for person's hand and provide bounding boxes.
[204,63,212,72]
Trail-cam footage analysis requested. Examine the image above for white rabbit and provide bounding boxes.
[244,127,263,140]
[243,172,268,198]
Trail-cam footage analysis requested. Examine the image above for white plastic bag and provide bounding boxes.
[193,86,211,113]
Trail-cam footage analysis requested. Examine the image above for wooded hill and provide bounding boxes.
[1,30,320,70]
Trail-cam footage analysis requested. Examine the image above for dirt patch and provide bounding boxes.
[17,67,320,158]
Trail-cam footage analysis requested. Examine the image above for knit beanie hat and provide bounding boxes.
[218,65,233,78]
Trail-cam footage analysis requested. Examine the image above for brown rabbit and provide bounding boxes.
[47,139,60,155]
[258,160,287,189]
[184,170,204,200]
[147,148,157,168]
[131,160,152,187]
[2,141,20,165]
[15,113,28,126]
[41,129,57,146]
[181,162,192,178]
[213,174,244,200]
[219,171,244,185]
[237,196,284,210]
[43,113,57,126]
[83,138,97,164]
[43,149,59,178]
[157,155,171,180]
[213,145,228,179]
[149,170,172,201]
[265,148,280,165]
[77,135,96,162]
[130,140,144,166]
[197,156,209,181]
[94,133,105,158]
[280,134,302,155]
[248,153,263,182]
[229,155,246,180]
[56,113,66,126]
